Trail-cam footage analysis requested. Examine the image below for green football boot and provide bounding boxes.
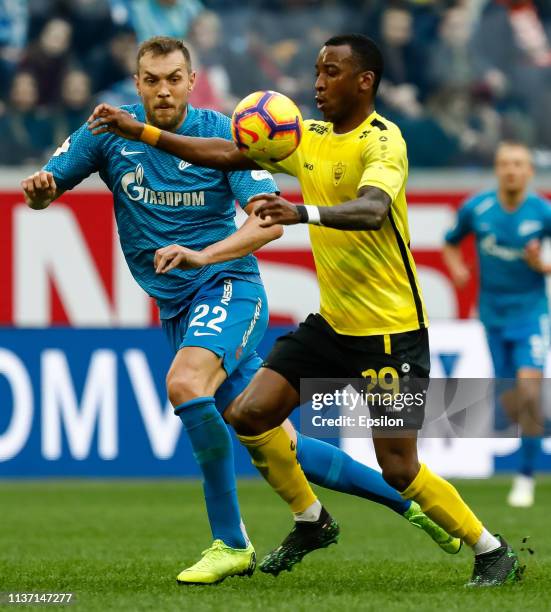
[404,501,462,554]
[467,535,522,587]
[177,539,256,585]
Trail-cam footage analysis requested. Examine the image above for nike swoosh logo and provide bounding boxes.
[193,331,217,336]
[121,146,144,156]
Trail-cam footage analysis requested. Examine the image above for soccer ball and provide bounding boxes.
[231,90,303,163]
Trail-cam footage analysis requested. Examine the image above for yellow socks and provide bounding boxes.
[401,463,483,546]
[237,426,317,513]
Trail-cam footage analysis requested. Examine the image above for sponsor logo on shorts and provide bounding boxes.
[240,298,262,349]
[221,279,233,306]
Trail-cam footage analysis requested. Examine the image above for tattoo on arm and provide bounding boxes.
[318,186,391,230]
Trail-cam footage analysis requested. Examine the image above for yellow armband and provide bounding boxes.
[140,124,161,146]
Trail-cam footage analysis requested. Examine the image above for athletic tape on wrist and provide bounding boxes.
[295,204,322,225]
[304,204,322,225]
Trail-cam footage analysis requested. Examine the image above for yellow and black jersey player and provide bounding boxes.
[261,111,427,336]
[87,33,521,587]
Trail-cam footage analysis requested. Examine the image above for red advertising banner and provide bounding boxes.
[1,189,482,327]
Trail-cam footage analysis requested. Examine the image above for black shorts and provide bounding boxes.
[263,314,430,430]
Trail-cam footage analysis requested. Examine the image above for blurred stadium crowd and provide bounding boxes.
[2,0,551,167]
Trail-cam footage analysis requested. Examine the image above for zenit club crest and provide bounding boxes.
[332,161,346,186]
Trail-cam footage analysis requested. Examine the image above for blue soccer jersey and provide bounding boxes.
[445,189,551,328]
[44,103,277,319]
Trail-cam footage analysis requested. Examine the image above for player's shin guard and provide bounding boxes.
[175,397,247,549]
[401,463,483,546]
[237,426,317,513]
[296,433,410,514]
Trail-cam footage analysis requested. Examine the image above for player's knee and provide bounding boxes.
[166,367,206,406]
[380,456,420,492]
[227,392,267,435]
[516,379,541,409]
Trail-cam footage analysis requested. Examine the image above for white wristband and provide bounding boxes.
[304,204,322,225]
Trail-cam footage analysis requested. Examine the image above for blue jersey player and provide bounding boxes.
[23,36,459,585]
[21,37,278,583]
[444,141,551,507]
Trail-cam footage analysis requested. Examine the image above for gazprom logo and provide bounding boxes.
[121,163,205,207]
[121,163,144,201]
[480,234,523,261]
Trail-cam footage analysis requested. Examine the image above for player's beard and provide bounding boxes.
[147,101,188,132]
[321,100,349,127]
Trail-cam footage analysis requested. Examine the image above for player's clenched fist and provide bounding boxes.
[87,103,144,140]
[250,193,301,227]
[154,244,207,274]
[21,171,57,210]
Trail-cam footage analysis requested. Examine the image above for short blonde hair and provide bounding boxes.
[495,141,532,161]
[137,36,192,74]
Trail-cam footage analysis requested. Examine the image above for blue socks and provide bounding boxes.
[175,397,247,549]
[175,398,412,545]
[296,433,410,515]
[519,435,542,477]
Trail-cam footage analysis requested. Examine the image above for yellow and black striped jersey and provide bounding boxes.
[261,110,428,336]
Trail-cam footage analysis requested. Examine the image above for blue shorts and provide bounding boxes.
[485,314,550,377]
[162,274,268,413]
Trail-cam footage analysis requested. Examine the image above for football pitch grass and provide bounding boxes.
[1,477,550,612]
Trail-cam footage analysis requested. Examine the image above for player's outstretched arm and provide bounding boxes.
[87,103,259,172]
[442,243,471,288]
[252,186,391,231]
[154,200,283,274]
[21,171,64,210]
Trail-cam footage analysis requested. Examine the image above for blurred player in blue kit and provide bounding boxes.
[22,36,457,585]
[444,141,551,507]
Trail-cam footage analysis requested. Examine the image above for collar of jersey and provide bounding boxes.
[330,109,378,138]
[495,189,533,215]
[176,103,196,134]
